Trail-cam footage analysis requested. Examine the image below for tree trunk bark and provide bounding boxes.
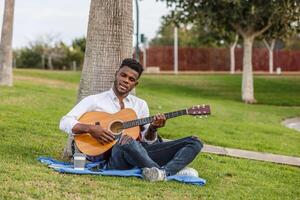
[263,39,275,74]
[41,54,45,69]
[230,34,239,74]
[48,55,53,70]
[0,0,15,86]
[242,36,256,103]
[77,0,133,101]
[63,0,133,159]
[269,48,273,74]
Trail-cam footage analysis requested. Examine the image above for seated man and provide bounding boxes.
[59,58,203,181]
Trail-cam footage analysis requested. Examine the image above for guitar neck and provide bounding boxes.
[123,109,187,129]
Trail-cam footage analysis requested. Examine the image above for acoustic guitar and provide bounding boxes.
[74,105,211,156]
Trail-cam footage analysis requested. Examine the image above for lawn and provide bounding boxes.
[0,69,299,200]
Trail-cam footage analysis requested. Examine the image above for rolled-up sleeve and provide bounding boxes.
[59,96,95,135]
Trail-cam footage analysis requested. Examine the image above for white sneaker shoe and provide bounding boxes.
[176,167,199,177]
[142,167,166,182]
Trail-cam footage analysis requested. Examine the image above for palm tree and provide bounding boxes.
[77,0,133,101]
[63,0,133,159]
[0,0,15,86]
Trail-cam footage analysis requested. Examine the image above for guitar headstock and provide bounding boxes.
[187,105,211,116]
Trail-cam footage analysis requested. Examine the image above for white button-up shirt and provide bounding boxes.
[59,89,155,142]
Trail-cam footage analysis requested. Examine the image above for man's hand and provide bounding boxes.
[144,113,166,141]
[118,134,133,145]
[89,125,115,145]
[151,113,166,129]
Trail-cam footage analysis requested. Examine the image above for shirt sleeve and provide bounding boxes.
[140,101,157,144]
[59,95,96,136]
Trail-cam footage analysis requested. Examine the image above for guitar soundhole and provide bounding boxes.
[109,121,124,135]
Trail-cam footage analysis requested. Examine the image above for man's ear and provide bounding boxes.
[135,81,139,87]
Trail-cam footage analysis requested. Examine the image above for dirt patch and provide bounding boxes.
[14,75,77,89]
[282,117,300,132]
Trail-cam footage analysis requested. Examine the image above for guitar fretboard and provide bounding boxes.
[122,109,187,129]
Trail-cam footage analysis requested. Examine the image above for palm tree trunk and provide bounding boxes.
[242,36,256,103]
[63,0,133,159]
[77,0,133,101]
[0,0,15,86]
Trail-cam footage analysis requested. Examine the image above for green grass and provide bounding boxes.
[0,69,299,200]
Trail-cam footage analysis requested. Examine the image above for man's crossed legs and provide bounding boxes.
[105,136,203,181]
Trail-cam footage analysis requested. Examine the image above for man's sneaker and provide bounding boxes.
[176,167,199,177]
[142,167,166,182]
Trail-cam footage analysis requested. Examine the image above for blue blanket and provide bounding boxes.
[38,157,206,186]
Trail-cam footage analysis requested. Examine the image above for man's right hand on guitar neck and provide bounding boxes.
[72,123,115,145]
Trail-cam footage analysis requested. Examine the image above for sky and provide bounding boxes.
[0,0,172,48]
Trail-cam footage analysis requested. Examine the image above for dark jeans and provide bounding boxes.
[105,136,203,176]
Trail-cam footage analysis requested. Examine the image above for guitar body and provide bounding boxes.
[74,108,140,156]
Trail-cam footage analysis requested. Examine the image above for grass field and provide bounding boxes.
[0,69,299,199]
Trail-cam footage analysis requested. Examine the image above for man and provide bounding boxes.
[60,58,203,181]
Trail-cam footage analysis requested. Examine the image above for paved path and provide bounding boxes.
[164,138,300,167]
[203,118,300,167]
[282,117,300,132]
[202,144,300,167]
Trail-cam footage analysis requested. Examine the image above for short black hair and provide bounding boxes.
[119,58,144,77]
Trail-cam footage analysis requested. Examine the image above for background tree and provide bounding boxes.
[152,15,240,74]
[14,36,86,70]
[261,5,300,74]
[0,0,15,86]
[150,17,227,47]
[284,33,300,49]
[162,0,300,103]
[72,37,86,53]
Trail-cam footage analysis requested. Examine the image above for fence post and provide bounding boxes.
[174,26,178,74]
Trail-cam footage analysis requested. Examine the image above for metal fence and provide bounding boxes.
[140,46,300,71]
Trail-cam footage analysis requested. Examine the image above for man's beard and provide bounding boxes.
[113,80,130,95]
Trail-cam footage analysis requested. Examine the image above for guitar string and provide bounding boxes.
[122,109,188,129]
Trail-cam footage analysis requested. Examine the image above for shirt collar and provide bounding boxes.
[109,88,130,103]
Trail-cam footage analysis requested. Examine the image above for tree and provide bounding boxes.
[156,14,240,74]
[72,37,86,53]
[262,4,300,74]
[150,17,228,47]
[284,33,300,49]
[14,47,43,68]
[63,0,133,159]
[14,36,85,70]
[0,0,15,86]
[162,0,300,103]
[77,0,133,101]
[262,38,276,74]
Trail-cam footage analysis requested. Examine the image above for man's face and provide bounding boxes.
[114,66,139,95]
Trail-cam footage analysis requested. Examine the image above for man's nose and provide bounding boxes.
[123,77,129,83]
